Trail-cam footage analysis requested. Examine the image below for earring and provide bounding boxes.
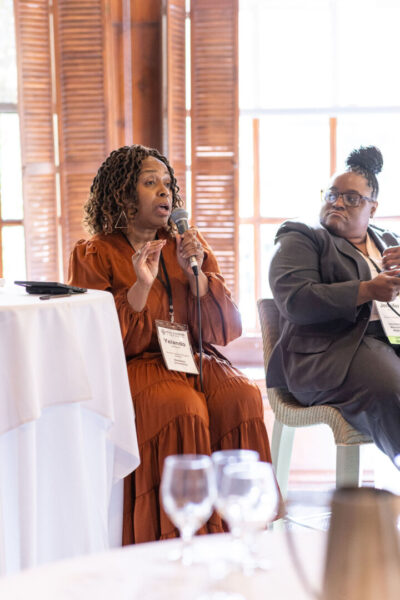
[114,209,128,229]
[102,217,113,234]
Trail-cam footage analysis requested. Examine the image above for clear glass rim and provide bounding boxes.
[222,460,274,478]
[164,454,212,469]
[211,449,260,464]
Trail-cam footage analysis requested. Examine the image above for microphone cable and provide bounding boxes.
[169,209,204,392]
[158,233,204,392]
[194,266,204,393]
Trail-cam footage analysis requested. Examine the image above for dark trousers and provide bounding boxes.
[294,321,400,465]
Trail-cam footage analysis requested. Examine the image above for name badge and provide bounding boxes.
[376,301,400,345]
[155,320,199,374]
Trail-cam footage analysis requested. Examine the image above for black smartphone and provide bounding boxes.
[14,281,87,295]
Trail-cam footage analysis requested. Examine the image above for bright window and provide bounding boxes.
[0,0,25,281]
[239,0,400,332]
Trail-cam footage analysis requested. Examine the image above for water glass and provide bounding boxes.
[211,449,259,518]
[161,454,216,565]
[217,461,279,572]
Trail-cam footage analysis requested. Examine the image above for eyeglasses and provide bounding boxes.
[321,189,375,208]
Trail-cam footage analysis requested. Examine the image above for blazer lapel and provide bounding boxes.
[331,234,371,280]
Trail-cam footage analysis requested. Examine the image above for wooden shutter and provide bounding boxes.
[164,0,186,202]
[53,0,109,275]
[131,1,163,150]
[103,0,133,150]
[191,0,239,298]
[14,0,59,281]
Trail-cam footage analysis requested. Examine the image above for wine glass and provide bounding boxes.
[211,449,259,520]
[217,461,279,573]
[211,450,260,565]
[161,454,216,566]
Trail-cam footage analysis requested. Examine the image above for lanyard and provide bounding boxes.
[158,253,174,323]
[346,240,382,273]
[366,256,381,274]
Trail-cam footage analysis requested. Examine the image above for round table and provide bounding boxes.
[0,286,140,574]
[0,529,326,599]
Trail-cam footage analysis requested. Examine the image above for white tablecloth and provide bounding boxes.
[0,530,326,599]
[0,286,140,575]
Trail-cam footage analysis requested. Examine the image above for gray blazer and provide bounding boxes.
[267,220,400,393]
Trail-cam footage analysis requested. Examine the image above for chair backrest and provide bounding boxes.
[257,298,280,372]
[257,297,303,415]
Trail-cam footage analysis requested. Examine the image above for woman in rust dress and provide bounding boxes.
[68,144,273,544]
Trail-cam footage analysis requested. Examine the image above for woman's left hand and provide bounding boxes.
[176,229,205,277]
[382,246,400,271]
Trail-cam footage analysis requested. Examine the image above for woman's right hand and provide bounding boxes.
[127,240,166,312]
[131,239,166,288]
[358,271,400,304]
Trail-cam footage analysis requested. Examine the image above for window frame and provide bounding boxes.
[238,0,400,338]
[239,107,400,335]
[0,101,24,279]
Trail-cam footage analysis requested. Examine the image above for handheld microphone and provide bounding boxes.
[170,208,199,275]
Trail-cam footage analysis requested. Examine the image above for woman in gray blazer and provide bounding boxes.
[268,146,400,464]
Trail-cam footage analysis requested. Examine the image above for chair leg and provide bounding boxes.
[336,445,361,488]
[271,420,295,499]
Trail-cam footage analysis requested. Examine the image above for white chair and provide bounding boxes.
[258,298,373,498]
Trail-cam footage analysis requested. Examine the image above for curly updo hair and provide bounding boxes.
[84,144,183,235]
[345,145,383,199]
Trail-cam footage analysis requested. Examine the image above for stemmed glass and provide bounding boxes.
[217,461,279,573]
[212,449,259,481]
[211,449,259,522]
[161,454,216,566]
[211,450,260,572]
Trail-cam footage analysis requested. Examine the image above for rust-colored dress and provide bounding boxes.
[68,228,272,543]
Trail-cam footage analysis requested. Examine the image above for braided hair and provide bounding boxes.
[345,145,383,199]
[84,144,183,235]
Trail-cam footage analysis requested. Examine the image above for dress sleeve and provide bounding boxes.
[269,229,360,326]
[68,239,154,356]
[112,289,154,356]
[187,233,242,346]
[68,239,112,291]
